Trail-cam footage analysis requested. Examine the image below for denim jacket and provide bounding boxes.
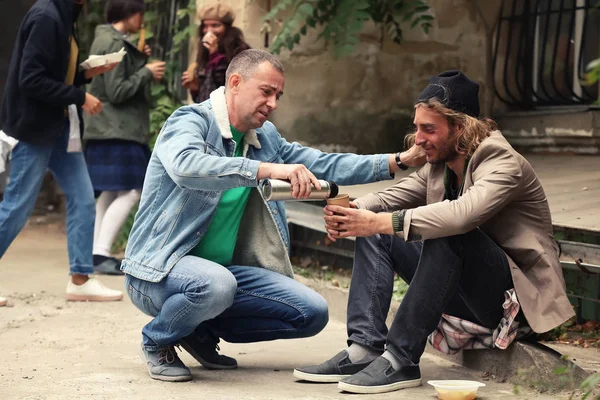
[122,87,393,282]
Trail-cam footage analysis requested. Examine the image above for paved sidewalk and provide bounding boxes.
[0,224,573,399]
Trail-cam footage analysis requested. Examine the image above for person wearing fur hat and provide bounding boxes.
[181,2,250,102]
[294,70,575,394]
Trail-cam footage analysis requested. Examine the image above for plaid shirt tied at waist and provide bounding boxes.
[428,289,533,354]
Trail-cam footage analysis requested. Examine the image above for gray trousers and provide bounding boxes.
[347,229,514,366]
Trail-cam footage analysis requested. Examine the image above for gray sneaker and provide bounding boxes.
[293,350,375,383]
[139,343,192,382]
[338,356,421,394]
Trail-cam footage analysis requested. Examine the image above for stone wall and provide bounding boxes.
[201,0,491,154]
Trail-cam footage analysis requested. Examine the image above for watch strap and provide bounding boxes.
[395,152,409,171]
[391,209,406,236]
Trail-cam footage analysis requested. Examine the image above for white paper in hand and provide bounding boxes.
[80,48,126,70]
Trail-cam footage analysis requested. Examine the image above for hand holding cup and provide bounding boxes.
[202,31,219,54]
[324,198,381,242]
[326,194,350,214]
[324,194,350,236]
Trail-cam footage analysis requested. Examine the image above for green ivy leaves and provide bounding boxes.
[264,0,433,57]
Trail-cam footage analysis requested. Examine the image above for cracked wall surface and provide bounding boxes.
[196,0,488,154]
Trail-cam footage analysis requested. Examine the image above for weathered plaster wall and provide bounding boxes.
[194,0,490,153]
[224,0,488,154]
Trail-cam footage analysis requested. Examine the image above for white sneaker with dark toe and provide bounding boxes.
[65,279,123,302]
[0,296,6,307]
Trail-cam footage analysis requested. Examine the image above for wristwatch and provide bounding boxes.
[391,209,406,236]
[395,152,409,171]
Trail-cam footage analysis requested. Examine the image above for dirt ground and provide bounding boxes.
[0,222,586,399]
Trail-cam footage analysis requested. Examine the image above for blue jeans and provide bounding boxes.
[125,255,329,350]
[0,121,95,275]
[347,229,514,366]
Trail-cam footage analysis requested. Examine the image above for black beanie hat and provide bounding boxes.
[416,70,480,118]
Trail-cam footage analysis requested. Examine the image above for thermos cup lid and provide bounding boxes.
[329,181,339,199]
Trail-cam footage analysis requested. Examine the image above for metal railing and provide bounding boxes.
[493,0,600,108]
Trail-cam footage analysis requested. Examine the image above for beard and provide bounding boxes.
[433,143,459,164]
[427,128,460,164]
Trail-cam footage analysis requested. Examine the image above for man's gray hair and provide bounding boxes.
[225,49,284,85]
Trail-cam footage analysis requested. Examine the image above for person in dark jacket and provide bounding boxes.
[0,0,123,304]
[84,0,165,275]
[181,2,250,103]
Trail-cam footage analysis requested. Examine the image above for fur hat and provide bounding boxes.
[197,3,235,24]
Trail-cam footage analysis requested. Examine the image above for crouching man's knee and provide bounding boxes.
[185,268,238,318]
[301,293,329,337]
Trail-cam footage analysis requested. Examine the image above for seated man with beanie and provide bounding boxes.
[294,70,575,394]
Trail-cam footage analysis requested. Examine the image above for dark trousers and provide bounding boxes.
[347,229,514,366]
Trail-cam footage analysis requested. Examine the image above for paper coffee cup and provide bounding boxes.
[327,194,350,209]
[327,194,349,230]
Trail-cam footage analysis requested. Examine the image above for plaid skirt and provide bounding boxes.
[85,139,151,193]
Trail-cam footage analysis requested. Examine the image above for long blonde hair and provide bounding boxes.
[405,98,497,156]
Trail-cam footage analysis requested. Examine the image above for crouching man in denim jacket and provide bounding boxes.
[121,49,423,382]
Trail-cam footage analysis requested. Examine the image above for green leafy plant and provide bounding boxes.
[255,0,433,57]
[140,0,197,140]
[577,373,600,400]
[584,58,600,105]
[582,0,600,103]
[392,274,408,302]
[513,357,600,399]
[586,59,600,84]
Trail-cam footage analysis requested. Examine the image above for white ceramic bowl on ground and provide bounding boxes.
[427,380,486,400]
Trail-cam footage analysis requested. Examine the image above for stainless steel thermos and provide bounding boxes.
[261,179,339,201]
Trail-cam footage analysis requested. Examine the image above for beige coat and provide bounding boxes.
[354,131,575,333]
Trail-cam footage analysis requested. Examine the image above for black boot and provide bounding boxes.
[180,328,237,370]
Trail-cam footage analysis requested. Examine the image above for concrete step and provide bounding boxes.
[496,107,600,155]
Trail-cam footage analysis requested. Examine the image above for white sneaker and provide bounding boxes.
[65,278,123,302]
[0,296,6,307]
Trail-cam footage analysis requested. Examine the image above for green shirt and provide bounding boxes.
[188,126,252,265]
